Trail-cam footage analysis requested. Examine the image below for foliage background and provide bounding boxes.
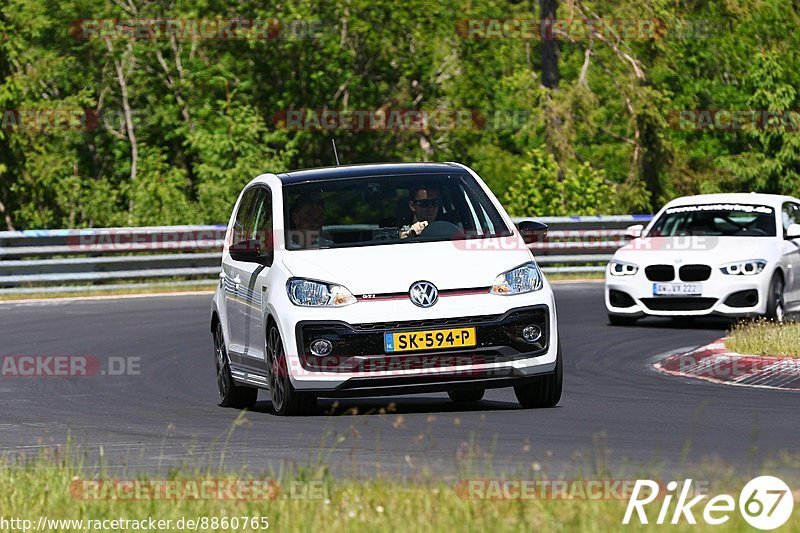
[0,0,799,229]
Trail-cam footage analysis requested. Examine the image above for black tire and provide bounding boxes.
[266,325,316,416]
[766,273,786,322]
[514,342,562,408]
[214,322,258,409]
[608,314,637,326]
[447,388,485,403]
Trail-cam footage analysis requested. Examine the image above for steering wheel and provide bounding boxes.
[416,220,462,240]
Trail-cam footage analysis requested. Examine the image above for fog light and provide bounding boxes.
[310,339,333,356]
[522,325,543,343]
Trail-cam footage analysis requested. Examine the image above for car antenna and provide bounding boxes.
[331,138,340,166]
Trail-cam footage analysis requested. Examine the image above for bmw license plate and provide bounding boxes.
[652,282,702,296]
[384,327,477,353]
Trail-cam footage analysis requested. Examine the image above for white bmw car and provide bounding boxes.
[606,193,800,325]
[210,163,561,415]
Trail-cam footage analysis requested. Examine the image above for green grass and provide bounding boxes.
[0,282,217,302]
[727,320,800,358]
[2,445,799,532]
[545,271,604,282]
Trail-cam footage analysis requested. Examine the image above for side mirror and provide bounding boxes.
[625,224,644,239]
[787,224,800,239]
[517,220,548,245]
[229,239,273,265]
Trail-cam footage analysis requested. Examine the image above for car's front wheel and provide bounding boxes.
[214,322,258,409]
[514,342,562,408]
[266,325,316,416]
[765,273,786,322]
[447,389,485,403]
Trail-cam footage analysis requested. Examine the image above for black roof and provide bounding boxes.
[278,162,462,184]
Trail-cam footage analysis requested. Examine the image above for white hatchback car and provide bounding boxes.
[210,163,562,415]
[606,193,800,325]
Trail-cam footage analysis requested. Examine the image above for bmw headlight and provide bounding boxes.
[720,260,767,276]
[286,278,356,307]
[490,262,543,295]
[608,260,638,276]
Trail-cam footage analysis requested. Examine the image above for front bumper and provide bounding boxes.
[276,290,559,391]
[605,267,770,317]
[291,370,555,397]
[295,305,548,372]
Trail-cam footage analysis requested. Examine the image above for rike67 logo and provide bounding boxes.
[623,476,794,530]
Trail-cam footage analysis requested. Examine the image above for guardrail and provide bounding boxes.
[0,215,653,294]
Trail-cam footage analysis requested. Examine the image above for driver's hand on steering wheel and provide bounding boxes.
[407,220,428,237]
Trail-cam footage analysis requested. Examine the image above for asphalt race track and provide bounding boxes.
[1,282,798,478]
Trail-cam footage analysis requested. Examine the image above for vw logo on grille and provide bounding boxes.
[409,281,438,308]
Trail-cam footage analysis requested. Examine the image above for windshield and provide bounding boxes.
[283,172,512,249]
[648,203,777,237]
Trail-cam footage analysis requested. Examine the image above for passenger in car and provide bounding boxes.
[288,195,335,248]
[400,185,442,238]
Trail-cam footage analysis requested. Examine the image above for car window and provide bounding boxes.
[231,187,259,244]
[648,204,777,237]
[251,187,273,252]
[782,202,800,234]
[283,173,511,249]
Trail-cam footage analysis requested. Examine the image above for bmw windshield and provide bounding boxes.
[283,173,512,249]
[647,203,777,237]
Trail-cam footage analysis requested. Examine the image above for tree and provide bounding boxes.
[718,51,800,195]
[502,148,615,216]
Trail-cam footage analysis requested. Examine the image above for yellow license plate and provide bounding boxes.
[384,327,476,353]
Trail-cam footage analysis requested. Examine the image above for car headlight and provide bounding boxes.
[490,262,543,295]
[286,278,356,307]
[720,260,767,276]
[608,260,639,276]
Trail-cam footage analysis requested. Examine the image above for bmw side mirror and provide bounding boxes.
[625,224,644,239]
[229,239,273,265]
[517,220,548,245]
[786,224,800,239]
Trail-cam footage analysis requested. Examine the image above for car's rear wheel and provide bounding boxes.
[766,273,786,322]
[514,342,562,408]
[608,314,637,326]
[266,325,316,416]
[214,322,258,409]
[447,388,485,403]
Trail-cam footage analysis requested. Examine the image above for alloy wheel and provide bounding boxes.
[214,323,228,401]
[267,327,286,412]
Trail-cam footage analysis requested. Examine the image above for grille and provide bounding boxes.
[352,314,501,331]
[679,264,712,282]
[640,297,717,311]
[645,265,675,282]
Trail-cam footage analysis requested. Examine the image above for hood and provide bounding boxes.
[281,239,533,295]
[614,236,781,266]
